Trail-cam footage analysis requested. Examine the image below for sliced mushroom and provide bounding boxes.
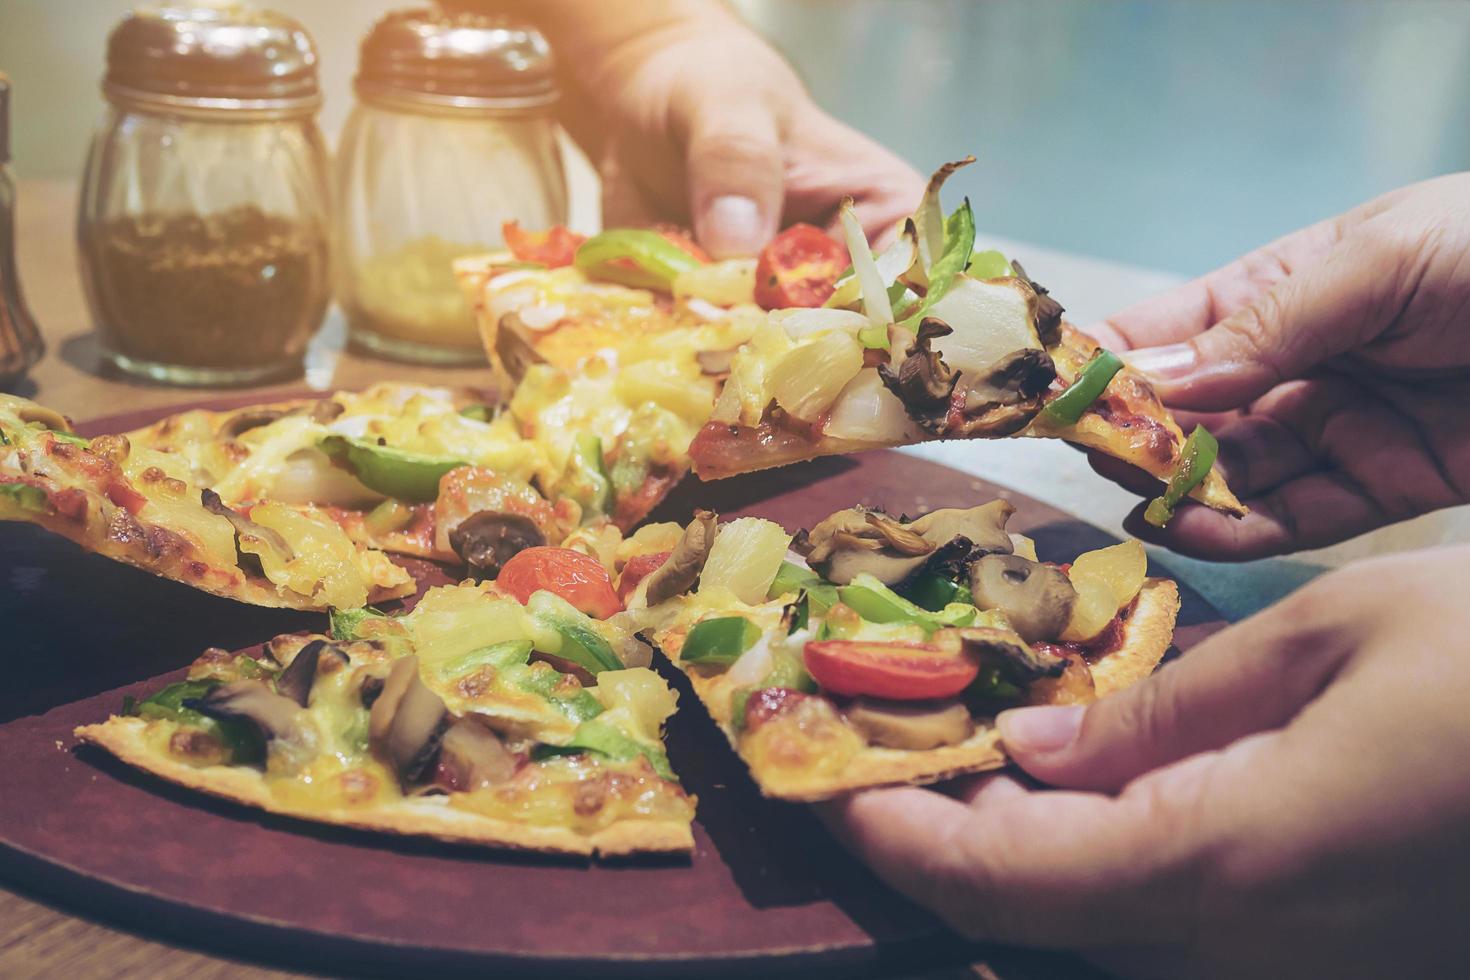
[495,312,549,384]
[448,511,546,577]
[220,407,290,439]
[879,319,1057,438]
[187,680,304,743]
[845,697,975,750]
[909,500,1016,559]
[876,318,958,432]
[643,509,718,605]
[18,404,73,432]
[799,501,1015,587]
[796,507,932,586]
[1011,260,1065,347]
[948,348,1057,438]
[369,656,449,785]
[201,489,296,571]
[955,625,1067,685]
[437,718,518,790]
[274,639,350,707]
[969,554,1077,644]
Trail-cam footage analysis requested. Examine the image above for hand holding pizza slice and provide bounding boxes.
[687,159,1246,526]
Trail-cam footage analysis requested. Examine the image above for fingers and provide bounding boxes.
[998,588,1353,791]
[1093,212,1351,352]
[1125,224,1415,411]
[684,100,785,258]
[826,769,1215,946]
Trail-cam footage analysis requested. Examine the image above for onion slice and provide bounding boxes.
[838,199,894,329]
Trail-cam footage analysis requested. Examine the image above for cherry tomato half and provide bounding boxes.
[502,221,586,268]
[616,550,672,603]
[496,546,623,619]
[754,223,848,310]
[803,640,979,700]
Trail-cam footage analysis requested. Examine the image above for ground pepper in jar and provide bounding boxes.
[84,206,329,371]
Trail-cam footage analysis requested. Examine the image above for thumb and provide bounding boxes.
[998,583,1352,792]
[685,101,785,259]
[1124,226,1403,411]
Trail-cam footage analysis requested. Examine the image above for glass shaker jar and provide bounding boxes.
[0,73,45,384]
[337,7,568,364]
[77,4,332,386]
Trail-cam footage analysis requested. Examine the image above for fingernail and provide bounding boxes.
[699,195,763,259]
[997,705,1084,754]
[1124,342,1198,381]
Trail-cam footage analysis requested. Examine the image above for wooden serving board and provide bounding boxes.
[0,404,1223,977]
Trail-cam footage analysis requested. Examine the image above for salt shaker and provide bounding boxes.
[0,73,44,384]
[336,6,568,364]
[77,4,332,386]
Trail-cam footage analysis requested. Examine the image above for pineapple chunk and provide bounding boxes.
[673,259,757,306]
[769,330,865,423]
[1062,539,1147,642]
[592,668,679,744]
[699,517,793,605]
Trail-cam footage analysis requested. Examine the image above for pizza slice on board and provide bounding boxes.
[78,576,695,857]
[615,503,1177,801]
[0,394,413,610]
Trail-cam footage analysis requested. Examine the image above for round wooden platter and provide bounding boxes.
[0,403,1225,977]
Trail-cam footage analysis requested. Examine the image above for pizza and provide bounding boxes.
[683,161,1245,525]
[0,394,413,610]
[77,574,696,856]
[617,502,1178,801]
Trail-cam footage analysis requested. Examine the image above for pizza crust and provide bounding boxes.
[677,578,1180,802]
[75,718,693,857]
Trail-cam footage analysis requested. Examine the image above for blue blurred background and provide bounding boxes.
[5,0,1469,275]
[740,0,1470,274]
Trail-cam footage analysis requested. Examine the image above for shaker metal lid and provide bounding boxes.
[355,6,556,111]
[104,3,321,114]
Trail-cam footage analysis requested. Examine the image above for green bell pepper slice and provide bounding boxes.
[329,605,387,642]
[1145,424,1220,527]
[767,560,839,614]
[458,403,494,422]
[966,249,1015,280]
[1042,349,1124,425]
[318,435,468,504]
[840,574,978,634]
[574,229,702,292]
[538,719,675,780]
[896,199,976,333]
[0,482,49,514]
[561,432,613,521]
[508,660,606,723]
[897,570,973,611]
[527,591,624,675]
[127,679,264,763]
[437,639,534,679]
[680,616,761,666]
[838,574,938,625]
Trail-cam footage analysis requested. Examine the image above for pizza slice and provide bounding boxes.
[616,503,1177,801]
[77,577,696,856]
[685,160,1245,525]
[0,394,413,610]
